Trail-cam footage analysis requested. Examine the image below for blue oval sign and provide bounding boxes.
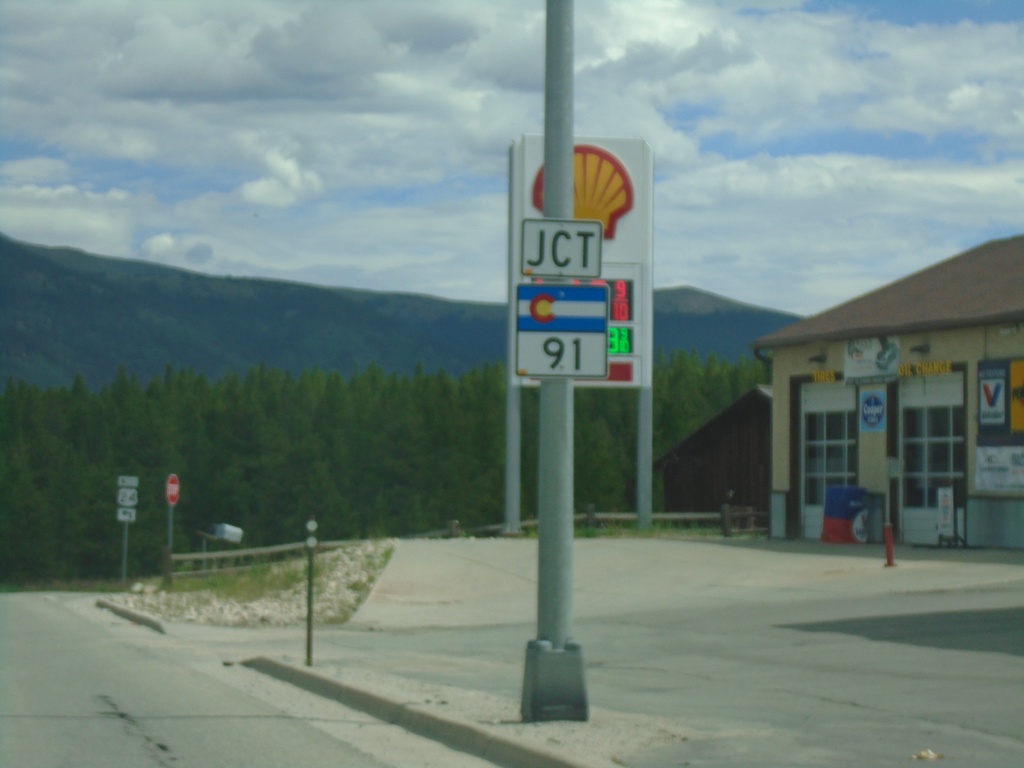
[861,393,886,432]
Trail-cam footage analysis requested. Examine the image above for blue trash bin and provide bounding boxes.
[822,485,867,543]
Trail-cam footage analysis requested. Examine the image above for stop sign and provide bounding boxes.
[166,473,180,506]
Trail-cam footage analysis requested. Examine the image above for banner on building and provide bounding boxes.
[844,337,899,384]
[975,446,1024,492]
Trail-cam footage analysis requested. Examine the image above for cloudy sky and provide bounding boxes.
[2,0,1022,316]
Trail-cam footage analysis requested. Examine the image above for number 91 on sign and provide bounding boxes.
[517,332,608,378]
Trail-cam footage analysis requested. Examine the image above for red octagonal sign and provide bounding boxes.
[166,473,180,506]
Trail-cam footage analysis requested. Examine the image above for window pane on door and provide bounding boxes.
[902,403,965,509]
[825,411,846,440]
[928,408,951,437]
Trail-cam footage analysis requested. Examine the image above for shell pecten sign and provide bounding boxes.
[531,145,634,239]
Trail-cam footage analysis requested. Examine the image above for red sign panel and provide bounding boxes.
[166,473,180,506]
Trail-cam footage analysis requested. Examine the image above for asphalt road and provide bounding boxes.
[0,592,496,768]
[4,539,1022,768]
[329,538,1024,767]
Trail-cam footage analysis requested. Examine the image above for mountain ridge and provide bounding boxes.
[1,232,800,389]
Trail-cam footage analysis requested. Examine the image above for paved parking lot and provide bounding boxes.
[254,537,1024,767]
[83,537,1024,767]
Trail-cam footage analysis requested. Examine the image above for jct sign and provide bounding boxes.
[521,218,602,278]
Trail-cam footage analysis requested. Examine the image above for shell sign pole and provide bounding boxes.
[505,135,655,534]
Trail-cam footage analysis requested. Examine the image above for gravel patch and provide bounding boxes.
[108,539,395,627]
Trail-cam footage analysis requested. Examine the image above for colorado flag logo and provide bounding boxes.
[517,285,608,333]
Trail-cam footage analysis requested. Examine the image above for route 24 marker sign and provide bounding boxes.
[516,284,608,378]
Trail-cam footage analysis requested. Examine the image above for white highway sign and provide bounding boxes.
[521,218,602,278]
[116,488,138,507]
[516,284,608,378]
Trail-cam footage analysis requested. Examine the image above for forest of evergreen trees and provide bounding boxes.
[0,352,767,583]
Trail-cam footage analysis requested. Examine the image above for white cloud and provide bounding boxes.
[140,231,217,268]
[1,157,72,185]
[238,146,324,208]
[0,0,1021,318]
[0,183,141,258]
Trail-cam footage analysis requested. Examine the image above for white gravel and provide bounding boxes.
[109,539,396,627]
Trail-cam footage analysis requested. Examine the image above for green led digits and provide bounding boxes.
[609,326,632,355]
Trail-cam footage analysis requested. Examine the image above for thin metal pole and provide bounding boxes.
[306,543,314,665]
[505,144,522,536]
[522,0,588,723]
[537,0,574,651]
[637,386,653,529]
[537,378,574,645]
[121,521,129,583]
[505,372,522,535]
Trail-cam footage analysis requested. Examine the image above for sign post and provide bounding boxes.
[521,0,588,724]
[117,475,138,582]
[165,473,179,550]
[305,519,318,667]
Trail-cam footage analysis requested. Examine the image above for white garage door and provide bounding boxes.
[899,373,965,545]
[801,382,857,539]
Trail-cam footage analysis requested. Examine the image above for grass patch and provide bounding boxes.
[167,557,309,598]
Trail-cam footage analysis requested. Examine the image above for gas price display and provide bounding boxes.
[589,278,633,355]
[603,278,633,321]
[609,326,632,355]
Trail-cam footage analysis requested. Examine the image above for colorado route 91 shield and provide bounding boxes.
[515,284,608,378]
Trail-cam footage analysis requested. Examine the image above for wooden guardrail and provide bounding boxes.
[165,506,768,583]
[167,539,355,581]
[420,507,768,539]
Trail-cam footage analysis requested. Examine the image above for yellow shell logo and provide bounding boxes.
[532,145,634,239]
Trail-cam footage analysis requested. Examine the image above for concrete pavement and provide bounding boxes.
[96,538,1024,767]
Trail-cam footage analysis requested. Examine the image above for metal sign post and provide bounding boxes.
[165,473,179,549]
[305,519,318,667]
[521,0,588,723]
[116,476,138,582]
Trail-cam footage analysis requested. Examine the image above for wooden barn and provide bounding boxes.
[656,386,772,514]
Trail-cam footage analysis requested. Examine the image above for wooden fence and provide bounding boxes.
[421,506,768,539]
[166,539,353,581]
[165,506,768,582]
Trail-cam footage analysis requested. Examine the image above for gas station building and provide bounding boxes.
[753,235,1024,549]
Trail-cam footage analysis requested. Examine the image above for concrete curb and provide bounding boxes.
[242,656,594,768]
[95,599,166,635]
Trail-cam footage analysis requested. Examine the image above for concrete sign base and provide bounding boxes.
[521,639,588,722]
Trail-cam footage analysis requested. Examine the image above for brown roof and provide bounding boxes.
[753,235,1024,350]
